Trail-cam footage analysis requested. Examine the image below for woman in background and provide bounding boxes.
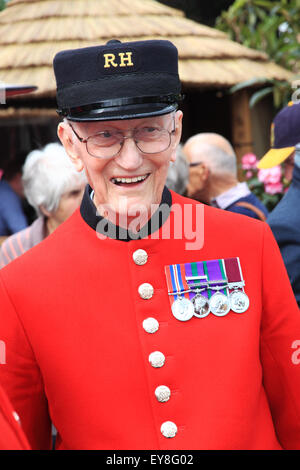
[0,143,86,268]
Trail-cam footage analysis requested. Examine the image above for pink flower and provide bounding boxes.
[245,170,253,179]
[258,166,282,184]
[264,182,283,194]
[242,153,258,170]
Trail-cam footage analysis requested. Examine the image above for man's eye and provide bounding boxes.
[102,131,113,138]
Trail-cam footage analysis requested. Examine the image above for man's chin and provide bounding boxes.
[99,200,153,228]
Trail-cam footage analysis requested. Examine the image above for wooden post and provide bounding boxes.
[230,89,254,180]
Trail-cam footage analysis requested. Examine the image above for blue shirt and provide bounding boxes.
[0,180,28,236]
[213,182,269,220]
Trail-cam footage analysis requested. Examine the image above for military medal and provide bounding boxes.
[203,259,230,317]
[229,289,249,313]
[209,290,231,316]
[171,296,194,321]
[185,263,210,319]
[165,263,194,322]
[223,258,250,314]
[192,292,210,318]
[165,257,249,321]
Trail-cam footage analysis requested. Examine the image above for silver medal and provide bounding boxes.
[192,294,210,318]
[171,297,194,322]
[209,291,230,317]
[229,290,249,313]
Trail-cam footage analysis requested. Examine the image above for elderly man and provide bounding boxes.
[0,39,299,451]
[184,133,268,221]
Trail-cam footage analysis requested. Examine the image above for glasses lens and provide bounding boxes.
[135,127,171,154]
[87,130,122,158]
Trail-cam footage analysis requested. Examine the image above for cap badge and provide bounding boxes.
[103,51,134,69]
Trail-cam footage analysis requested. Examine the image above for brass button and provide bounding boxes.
[155,385,171,403]
[143,317,159,334]
[138,283,154,300]
[149,351,165,368]
[132,249,148,266]
[161,421,177,438]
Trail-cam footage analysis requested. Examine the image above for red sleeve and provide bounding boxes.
[0,383,31,450]
[0,275,51,450]
[260,223,300,449]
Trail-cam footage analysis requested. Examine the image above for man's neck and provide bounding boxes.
[209,177,239,201]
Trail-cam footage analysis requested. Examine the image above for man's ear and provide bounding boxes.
[57,121,84,172]
[198,162,209,182]
[170,110,183,162]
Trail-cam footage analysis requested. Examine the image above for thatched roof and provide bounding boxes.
[0,0,293,100]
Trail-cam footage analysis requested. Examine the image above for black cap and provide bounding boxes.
[53,39,183,121]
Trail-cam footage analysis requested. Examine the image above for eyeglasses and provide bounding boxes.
[68,117,176,159]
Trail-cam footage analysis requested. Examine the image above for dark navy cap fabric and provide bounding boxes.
[257,101,300,169]
[53,39,182,121]
[273,101,300,148]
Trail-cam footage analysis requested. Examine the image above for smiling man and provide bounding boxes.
[59,112,181,231]
[0,39,300,451]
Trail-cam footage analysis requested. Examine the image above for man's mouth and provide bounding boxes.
[111,174,150,186]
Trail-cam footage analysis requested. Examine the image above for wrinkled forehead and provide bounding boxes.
[69,112,174,134]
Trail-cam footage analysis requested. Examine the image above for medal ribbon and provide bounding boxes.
[165,258,243,308]
[164,263,190,305]
[223,257,243,290]
[204,259,227,298]
[184,261,208,300]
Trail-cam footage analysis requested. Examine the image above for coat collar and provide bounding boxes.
[80,184,172,241]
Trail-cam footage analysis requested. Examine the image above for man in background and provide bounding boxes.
[183,132,268,221]
[257,101,300,306]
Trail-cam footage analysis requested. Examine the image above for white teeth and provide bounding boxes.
[112,175,148,184]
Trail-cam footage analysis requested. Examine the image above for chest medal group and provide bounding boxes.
[165,257,249,321]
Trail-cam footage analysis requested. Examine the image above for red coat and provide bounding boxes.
[0,190,300,450]
[0,384,30,450]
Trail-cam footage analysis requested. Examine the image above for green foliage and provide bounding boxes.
[0,0,8,11]
[216,0,300,71]
[216,0,300,108]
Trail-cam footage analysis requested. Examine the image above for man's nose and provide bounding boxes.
[114,136,143,169]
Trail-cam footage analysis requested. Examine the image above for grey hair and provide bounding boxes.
[185,133,237,177]
[199,143,237,177]
[22,143,87,216]
[166,144,189,194]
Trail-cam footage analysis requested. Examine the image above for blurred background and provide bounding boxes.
[0,0,299,176]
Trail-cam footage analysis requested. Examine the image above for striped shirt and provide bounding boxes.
[0,217,46,269]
